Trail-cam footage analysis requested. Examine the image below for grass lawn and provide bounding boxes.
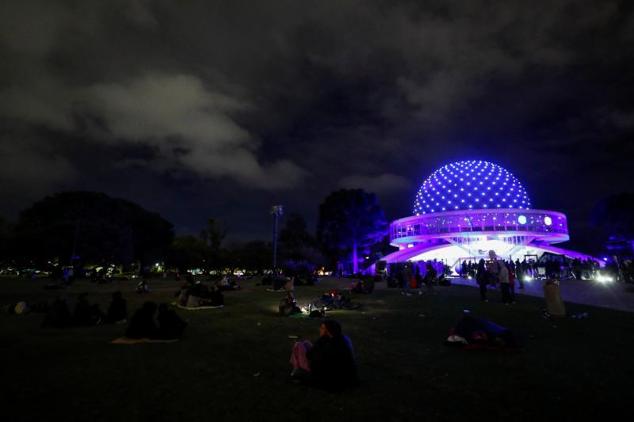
[1,276,633,421]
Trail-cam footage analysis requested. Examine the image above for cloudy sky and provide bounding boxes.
[1,0,633,250]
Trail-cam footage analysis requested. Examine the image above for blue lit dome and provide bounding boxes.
[413,160,532,215]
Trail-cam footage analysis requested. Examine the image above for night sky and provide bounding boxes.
[1,0,633,251]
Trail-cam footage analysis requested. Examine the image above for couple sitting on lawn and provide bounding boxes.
[176,276,224,307]
[125,302,187,340]
[289,319,358,391]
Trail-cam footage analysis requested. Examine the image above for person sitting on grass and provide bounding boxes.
[125,302,158,339]
[175,275,195,305]
[156,303,187,339]
[105,291,127,324]
[73,293,104,326]
[272,275,288,291]
[351,277,375,294]
[279,291,302,316]
[350,280,364,294]
[289,320,358,391]
[41,297,72,328]
[201,283,224,307]
[136,279,150,294]
[218,275,240,291]
[185,280,208,306]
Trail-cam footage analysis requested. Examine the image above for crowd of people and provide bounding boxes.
[3,289,186,342]
[9,249,623,395]
[387,260,445,295]
[37,291,127,328]
[461,256,605,282]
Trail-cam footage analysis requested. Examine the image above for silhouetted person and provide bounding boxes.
[157,303,187,339]
[73,293,103,326]
[279,291,301,316]
[41,297,72,328]
[208,284,224,306]
[105,291,127,323]
[476,259,488,302]
[423,262,437,293]
[136,279,150,294]
[498,262,512,304]
[125,302,158,339]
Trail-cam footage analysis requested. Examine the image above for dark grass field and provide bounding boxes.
[1,276,633,422]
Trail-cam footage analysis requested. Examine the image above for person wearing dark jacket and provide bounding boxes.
[475,259,488,302]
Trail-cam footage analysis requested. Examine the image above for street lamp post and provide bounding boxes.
[271,205,284,271]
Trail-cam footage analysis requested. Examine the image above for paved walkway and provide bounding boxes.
[450,277,634,313]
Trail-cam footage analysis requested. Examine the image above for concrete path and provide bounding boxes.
[450,277,634,313]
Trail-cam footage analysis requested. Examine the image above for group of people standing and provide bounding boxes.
[395,261,439,295]
[475,251,518,304]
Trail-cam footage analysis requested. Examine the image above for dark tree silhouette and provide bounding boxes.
[200,218,227,253]
[279,212,325,273]
[317,189,387,274]
[166,235,211,272]
[279,213,315,260]
[226,241,272,273]
[199,218,227,267]
[14,191,174,265]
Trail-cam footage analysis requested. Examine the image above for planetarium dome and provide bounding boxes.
[413,160,531,215]
[374,159,598,272]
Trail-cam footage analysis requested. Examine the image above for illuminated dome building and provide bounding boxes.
[382,160,595,268]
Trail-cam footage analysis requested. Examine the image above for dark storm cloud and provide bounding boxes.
[0,0,632,247]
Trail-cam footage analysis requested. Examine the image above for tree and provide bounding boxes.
[279,213,314,261]
[13,191,174,265]
[199,218,227,254]
[317,189,387,274]
[225,241,272,273]
[166,236,212,272]
[279,212,326,274]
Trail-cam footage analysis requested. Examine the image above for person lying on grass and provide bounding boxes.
[289,319,358,391]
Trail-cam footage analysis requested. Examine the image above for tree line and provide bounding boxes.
[2,190,631,273]
[0,189,392,274]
